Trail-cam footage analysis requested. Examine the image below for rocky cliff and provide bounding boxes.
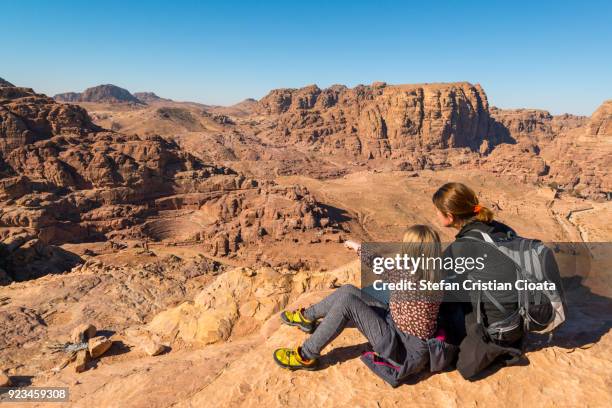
[483,105,610,198]
[252,82,610,199]
[589,100,612,137]
[0,86,98,157]
[52,91,81,102]
[257,82,495,157]
[488,107,588,141]
[47,80,610,199]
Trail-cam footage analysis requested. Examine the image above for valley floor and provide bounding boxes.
[1,170,611,407]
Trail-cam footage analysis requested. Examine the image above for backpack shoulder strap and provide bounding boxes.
[477,231,495,243]
[471,280,508,325]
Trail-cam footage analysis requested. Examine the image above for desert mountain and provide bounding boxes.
[55,84,143,104]
[0,78,14,87]
[133,92,172,103]
[213,98,259,117]
[58,81,610,200]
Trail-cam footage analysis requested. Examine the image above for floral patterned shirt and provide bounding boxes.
[362,246,441,339]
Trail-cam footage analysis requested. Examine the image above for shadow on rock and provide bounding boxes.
[527,276,612,353]
[0,240,82,284]
[317,203,352,224]
[317,342,370,369]
[102,340,132,358]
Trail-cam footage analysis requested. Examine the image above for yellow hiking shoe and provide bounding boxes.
[273,347,317,371]
[280,308,315,333]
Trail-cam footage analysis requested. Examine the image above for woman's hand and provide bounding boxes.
[344,239,361,253]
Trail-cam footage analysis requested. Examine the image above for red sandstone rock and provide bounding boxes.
[0,85,340,281]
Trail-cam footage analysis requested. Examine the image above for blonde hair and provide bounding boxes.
[401,224,442,284]
[432,182,494,226]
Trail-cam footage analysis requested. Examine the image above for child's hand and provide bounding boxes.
[344,239,361,253]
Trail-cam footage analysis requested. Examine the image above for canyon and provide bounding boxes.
[0,76,610,407]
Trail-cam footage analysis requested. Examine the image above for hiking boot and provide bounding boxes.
[273,347,317,371]
[280,309,315,333]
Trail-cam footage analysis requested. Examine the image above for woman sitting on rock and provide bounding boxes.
[432,182,526,378]
[273,225,455,380]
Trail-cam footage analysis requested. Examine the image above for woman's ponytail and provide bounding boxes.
[432,182,494,226]
[474,205,494,223]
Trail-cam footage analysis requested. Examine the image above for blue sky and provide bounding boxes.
[2,0,611,115]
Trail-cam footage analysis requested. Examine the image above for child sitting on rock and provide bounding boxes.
[273,225,449,375]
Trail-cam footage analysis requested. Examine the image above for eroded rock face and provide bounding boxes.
[0,230,82,281]
[488,107,588,141]
[61,80,609,198]
[252,82,610,198]
[589,100,612,137]
[257,82,494,157]
[484,105,610,199]
[0,87,97,157]
[52,92,81,102]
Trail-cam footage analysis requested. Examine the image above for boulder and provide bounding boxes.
[124,328,165,356]
[71,324,97,343]
[88,336,113,358]
[74,349,90,373]
[147,264,355,345]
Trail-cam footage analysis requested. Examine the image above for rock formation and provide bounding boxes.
[589,100,612,137]
[488,107,587,142]
[3,78,609,284]
[256,82,495,157]
[0,74,610,406]
[54,84,143,104]
[483,105,610,199]
[0,86,97,156]
[57,80,609,198]
[52,91,81,102]
[147,264,352,344]
[251,82,610,198]
[0,84,340,281]
[133,92,171,103]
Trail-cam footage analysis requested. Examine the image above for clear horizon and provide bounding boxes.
[2,0,611,115]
